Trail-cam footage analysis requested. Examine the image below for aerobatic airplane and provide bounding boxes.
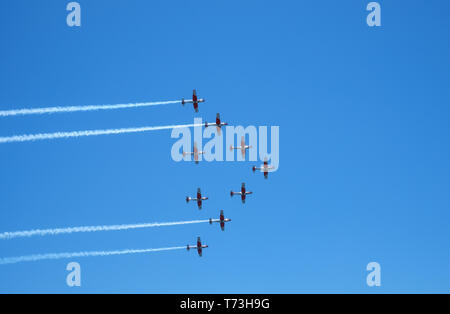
[252,158,275,179]
[230,136,252,158]
[182,142,205,164]
[182,89,205,113]
[186,188,208,210]
[205,113,228,135]
[209,210,232,231]
[230,183,253,203]
[187,237,208,257]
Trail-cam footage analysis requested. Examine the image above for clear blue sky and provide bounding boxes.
[0,1,449,293]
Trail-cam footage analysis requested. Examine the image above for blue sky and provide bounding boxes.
[0,0,449,293]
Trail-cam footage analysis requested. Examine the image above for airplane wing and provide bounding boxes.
[197,237,203,256]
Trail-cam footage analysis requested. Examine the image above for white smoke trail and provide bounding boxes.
[0,247,186,265]
[0,100,181,117]
[0,123,203,144]
[0,220,210,240]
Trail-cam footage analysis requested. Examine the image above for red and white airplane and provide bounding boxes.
[182,89,205,113]
[230,183,253,203]
[230,136,252,158]
[209,210,232,231]
[182,142,205,164]
[252,158,275,179]
[186,188,208,210]
[205,113,228,135]
[187,237,208,257]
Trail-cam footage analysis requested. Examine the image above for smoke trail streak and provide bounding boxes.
[0,123,203,144]
[0,220,210,240]
[0,247,186,265]
[0,100,181,117]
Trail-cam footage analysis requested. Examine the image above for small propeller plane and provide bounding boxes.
[252,158,275,179]
[230,183,253,203]
[230,136,252,158]
[182,142,205,164]
[187,237,208,257]
[205,113,228,135]
[186,188,208,210]
[182,89,205,113]
[209,210,232,231]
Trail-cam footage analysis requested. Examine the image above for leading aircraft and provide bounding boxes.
[187,237,208,257]
[209,210,232,231]
[230,183,253,203]
[182,89,205,113]
[186,188,208,210]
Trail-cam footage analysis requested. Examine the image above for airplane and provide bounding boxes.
[186,188,208,210]
[182,89,205,113]
[182,141,205,164]
[230,136,252,158]
[209,210,232,231]
[205,113,228,135]
[230,183,253,203]
[187,236,208,257]
[252,158,275,179]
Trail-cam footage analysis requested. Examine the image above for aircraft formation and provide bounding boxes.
[181,90,274,257]
[0,89,275,263]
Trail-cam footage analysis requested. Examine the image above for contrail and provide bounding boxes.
[0,247,186,265]
[0,100,181,117]
[0,123,203,144]
[0,220,210,240]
